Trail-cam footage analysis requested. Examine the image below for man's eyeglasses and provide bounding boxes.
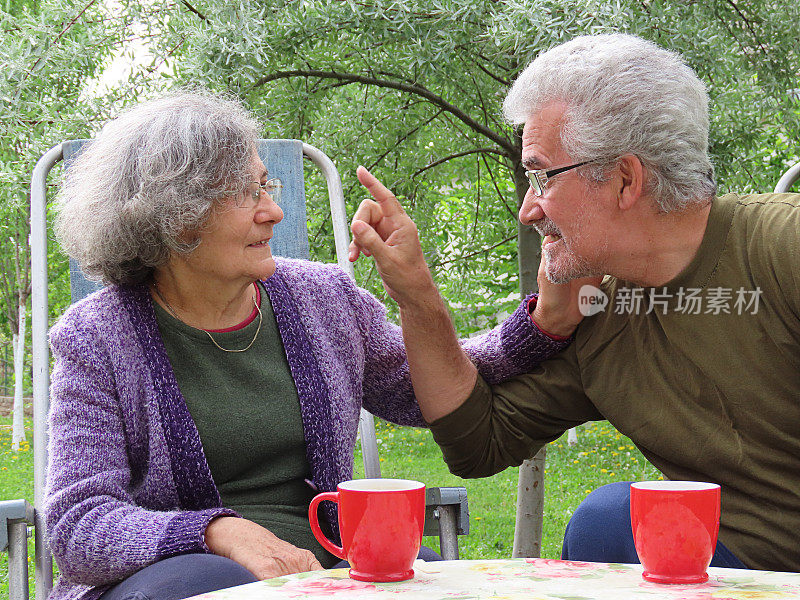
[525,161,590,197]
[235,178,283,209]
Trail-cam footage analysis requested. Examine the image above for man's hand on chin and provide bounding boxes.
[533,239,603,337]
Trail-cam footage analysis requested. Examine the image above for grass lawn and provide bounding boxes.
[1,415,661,597]
[1,416,35,599]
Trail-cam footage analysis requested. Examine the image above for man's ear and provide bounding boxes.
[616,154,644,211]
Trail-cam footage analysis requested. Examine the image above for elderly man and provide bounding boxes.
[349,33,800,573]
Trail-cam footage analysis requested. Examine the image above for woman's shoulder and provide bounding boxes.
[50,284,148,341]
[273,256,347,275]
[271,257,354,289]
[269,257,383,318]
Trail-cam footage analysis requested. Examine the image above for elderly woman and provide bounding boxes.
[45,91,585,600]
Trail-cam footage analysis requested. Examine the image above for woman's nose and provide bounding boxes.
[255,198,283,224]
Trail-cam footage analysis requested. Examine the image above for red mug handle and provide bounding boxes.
[308,491,345,559]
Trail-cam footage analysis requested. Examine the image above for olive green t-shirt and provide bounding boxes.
[431,193,800,573]
[154,283,338,567]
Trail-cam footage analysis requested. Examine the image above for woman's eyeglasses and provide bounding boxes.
[235,178,283,209]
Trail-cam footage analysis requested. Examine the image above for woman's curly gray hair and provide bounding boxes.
[55,90,261,285]
[503,34,716,212]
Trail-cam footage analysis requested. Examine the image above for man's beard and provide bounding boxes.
[534,216,599,284]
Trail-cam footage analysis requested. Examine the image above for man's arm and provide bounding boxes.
[349,176,475,421]
[397,278,478,422]
[429,350,603,478]
[349,166,594,422]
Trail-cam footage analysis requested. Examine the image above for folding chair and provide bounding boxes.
[774,160,800,192]
[2,139,467,600]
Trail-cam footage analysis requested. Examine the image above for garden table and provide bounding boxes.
[187,558,800,599]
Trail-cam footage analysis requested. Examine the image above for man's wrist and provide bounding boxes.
[392,272,441,311]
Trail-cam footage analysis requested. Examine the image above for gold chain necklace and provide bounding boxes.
[151,281,263,353]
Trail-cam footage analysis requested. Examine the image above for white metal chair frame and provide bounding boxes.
[774,160,800,193]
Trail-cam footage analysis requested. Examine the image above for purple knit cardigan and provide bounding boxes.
[44,258,569,600]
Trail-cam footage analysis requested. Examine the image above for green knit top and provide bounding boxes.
[154,283,338,567]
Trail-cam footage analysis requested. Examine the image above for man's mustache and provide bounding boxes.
[533,216,562,239]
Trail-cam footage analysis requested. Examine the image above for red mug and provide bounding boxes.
[309,478,425,582]
[630,481,721,584]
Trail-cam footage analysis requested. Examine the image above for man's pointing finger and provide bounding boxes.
[356,166,404,217]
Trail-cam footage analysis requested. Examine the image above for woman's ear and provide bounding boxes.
[616,154,644,211]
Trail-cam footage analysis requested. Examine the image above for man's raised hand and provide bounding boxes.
[349,166,436,307]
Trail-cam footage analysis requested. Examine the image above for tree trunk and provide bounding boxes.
[511,155,547,557]
[512,453,546,557]
[12,298,27,450]
[510,139,542,295]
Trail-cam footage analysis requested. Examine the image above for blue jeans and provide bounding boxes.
[98,554,257,600]
[99,546,443,600]
[561,481,747,569]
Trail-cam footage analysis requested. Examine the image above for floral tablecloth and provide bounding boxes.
[188,558,800,599]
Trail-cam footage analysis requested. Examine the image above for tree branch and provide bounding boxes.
[180,0,207,20]
[481,153,519,221]
[23,0,98,87]
[338,98,427,157]
[474,60,511,87]
[252,69,516,156]
[413,147,503,177]
[365,108,445,176]
[473,154,481,242]
[428,234,517,268]
[722,0,768,57]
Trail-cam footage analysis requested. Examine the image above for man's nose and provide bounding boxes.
[518,187,545,225]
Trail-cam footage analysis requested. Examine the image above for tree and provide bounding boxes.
[0,0,145,447]
[143,0,799,318]
[0,203,31,448]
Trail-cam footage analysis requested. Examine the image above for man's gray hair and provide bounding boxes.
[55,90,261,285]
[503,34,716,211]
